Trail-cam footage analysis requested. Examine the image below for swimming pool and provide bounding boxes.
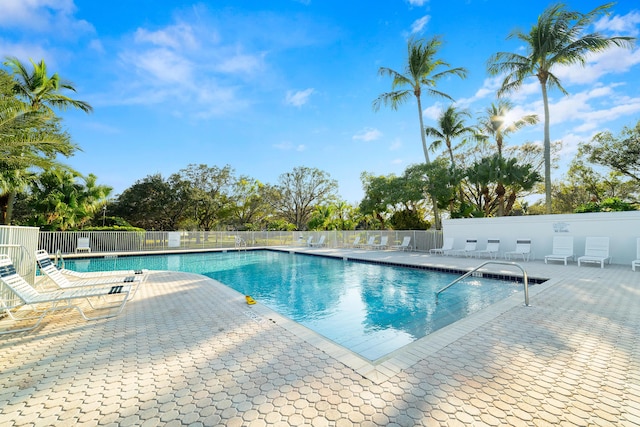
[64,250,524,360]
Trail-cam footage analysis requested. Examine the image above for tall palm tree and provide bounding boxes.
[424,105,478,164]
[477,100,539,159]
[487,3,635,213]
[373,37,467,228]
[4,57,93,113]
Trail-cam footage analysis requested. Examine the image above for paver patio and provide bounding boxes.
[1,248,639,426]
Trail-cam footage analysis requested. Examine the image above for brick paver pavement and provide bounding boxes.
[1,248,639,426]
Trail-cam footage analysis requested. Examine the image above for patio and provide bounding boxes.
[1,249,639,426]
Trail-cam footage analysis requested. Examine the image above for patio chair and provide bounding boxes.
[351,236,362,248]
[35,250,144,299]
[544,236,574,265]
[372,236,389,250]
[578,237,611,268]
[36,249,148,279]
[429,237,454,255]
[632,238,640,272]
[0,254,130,334]
[309,235,326,247]
[450,239,477,257]
[474,239,500,259]
[75,237,91,253]
[391,236,412,251]
[504,239,532,261]
[363,236,377,249]
[306,236,314,247]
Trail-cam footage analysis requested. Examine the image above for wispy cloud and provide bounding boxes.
[284,88,315,107]
[595,11,640,36]
[273,141,306,151]
[407,0,429,6]
[0,0,93,37]
[410,16,430,34]
[353,128,382,142]
[389,139,402,151]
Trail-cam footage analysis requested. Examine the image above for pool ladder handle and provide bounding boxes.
[435,260,530,307]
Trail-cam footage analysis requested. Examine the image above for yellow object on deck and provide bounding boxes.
[245,295,257,305]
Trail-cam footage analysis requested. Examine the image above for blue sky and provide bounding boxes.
[1,0,639,204]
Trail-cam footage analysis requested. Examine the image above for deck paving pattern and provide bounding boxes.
[1,248,639,426]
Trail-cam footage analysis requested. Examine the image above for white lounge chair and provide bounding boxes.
[363,236,376,249]
[309,235,326,247]
[0,254,131,334]
[430,237,454,255]
[372,236,388,250]
[544,236,574,265]
[351,236,362,248]
[391,236,412,251]
[35,250,144,299]
[76,237,91,253]
[306,236,314,247]
[578,237,611,268]
[504,239,531,261]
[450,239,478,257]
[36,250,148,279]
[474,239,500,259]
[632,238,640,272]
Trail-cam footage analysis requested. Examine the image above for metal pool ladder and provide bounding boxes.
[435,260,530,307]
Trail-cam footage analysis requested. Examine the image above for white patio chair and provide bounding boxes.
[578,237,611,268]
[363,236,376,249]
[450,239,477,257]
[0,254,131,334]
[75,237,91,253]
[372,236,389,250]
[632,238,640,272]
[37,249,148,279]
[391,236,412,251]
[474,239,500,259]
[504,239,532,261]
[544,236,574,265]
[309,235,326,247]
[35,250,144,299]
[351,236,362,248]
[429,237,454,255]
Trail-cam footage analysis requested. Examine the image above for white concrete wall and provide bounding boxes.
[442,211,640,266]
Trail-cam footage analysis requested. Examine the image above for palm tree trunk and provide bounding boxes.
[541,81,552,214]
[416,96,442,229]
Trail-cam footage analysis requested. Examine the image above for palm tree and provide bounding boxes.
[4,57,93,113]
[424,105,478,164]
[477,100,538,159]
[373,37,467,228]
[487,3,635,213]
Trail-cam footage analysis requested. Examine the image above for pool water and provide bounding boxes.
[64,250,522,360]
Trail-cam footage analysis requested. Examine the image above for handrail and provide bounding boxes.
[435,260,530,307]
[55,249,66,269]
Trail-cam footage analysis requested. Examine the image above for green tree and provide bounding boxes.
[179,164,235,230]
[267,166,338,230]
[424,105,478,164]
[229,177,272,230]
[373,37,467,229]
[476,100,538,159]
[487,3,634,213]
[581,120,640,184]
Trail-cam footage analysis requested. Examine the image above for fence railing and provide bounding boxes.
[38,230,444,255]
[0,226,40,304]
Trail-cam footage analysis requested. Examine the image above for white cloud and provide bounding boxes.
[407,0,428,6]
[421,103,442,121]
[594,11,640,36]
[0,0,93,36]
[134,23,200,50]
[410,16,430,34]
[353,128,382,142]
[273,141,306,151]
[389,139,402,151]
[284,88,315,107]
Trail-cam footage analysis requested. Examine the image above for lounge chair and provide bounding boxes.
[450,239,478,257]
[309,235,326,247]
[504,239,531,261]
[36,249,148,279]
[578,237,611,268]
[544,236,574,265]
[351,236,362,248]
[76,237,91,253]
[363,236,376,249]
[0,254,130,334]
[430,237,454,255]
[391,236,412,251]
[306,236,314,247]
[35,250,144,298]
[633,238,640,272]
[474,239,500,259]
[372,236,388,250]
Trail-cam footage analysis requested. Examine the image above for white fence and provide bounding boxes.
[38,230,443,255]
[0,226,40,304]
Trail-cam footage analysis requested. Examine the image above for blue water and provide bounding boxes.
[64,250,522,360]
